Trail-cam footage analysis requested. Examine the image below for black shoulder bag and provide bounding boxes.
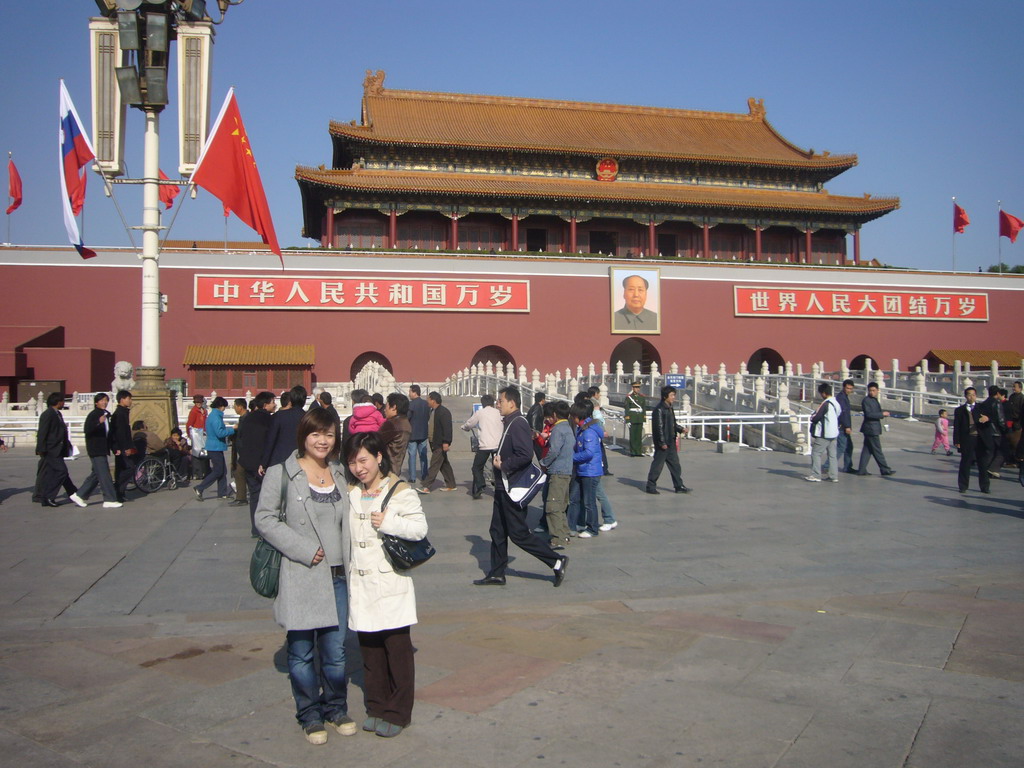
[378,480,436,571]
[249,472,289,598]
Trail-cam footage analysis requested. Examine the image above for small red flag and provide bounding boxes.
[6,158,22,215]
[999,210,1023,243]
[158,169,180,210]
[953,203,970,233]
[190,89,281,261]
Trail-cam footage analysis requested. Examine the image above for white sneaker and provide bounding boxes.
[578,531,594,538]
[805,476,822,483]
[103,501,123,508]
[599,521,618,532]
[69,493,88,507]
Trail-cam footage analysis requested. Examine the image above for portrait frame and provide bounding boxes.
[610,266,661,335]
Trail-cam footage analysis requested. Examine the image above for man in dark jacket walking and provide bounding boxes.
[836,379,855,473]
[418,392,456,493]
[76,393,121,507]
[110,390,139,502]
[238,390,275,535]
[645,385,690,494]
[474,385,567,587]
[856,382,894,476]
[35,392,86,508]
[406,384,430,484]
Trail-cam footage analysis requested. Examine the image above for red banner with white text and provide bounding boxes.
[195,275,530,312]
[734,287,988,321]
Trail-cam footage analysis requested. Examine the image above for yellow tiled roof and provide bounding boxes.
[183,345,315,366]
[295,167,899,217]
[330,79,856,169]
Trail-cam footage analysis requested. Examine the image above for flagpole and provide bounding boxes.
[5,152,10,246]
[951,196,957,272]
[997,200,1003,274]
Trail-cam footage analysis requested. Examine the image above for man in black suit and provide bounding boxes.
[953,386,990,494]
[260,385,307,472]
[34,392,86,508]
[856,382,894,476]
[418,391,456,493]
[237,390,275,535]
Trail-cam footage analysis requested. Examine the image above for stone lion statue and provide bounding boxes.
[112,361,135,393]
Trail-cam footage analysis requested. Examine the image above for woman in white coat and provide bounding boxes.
[343,431,427,738]
[255,408,357,746]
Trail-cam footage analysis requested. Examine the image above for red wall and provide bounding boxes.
[1,252,1021,385]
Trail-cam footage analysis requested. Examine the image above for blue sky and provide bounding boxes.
[2,0,1022,272]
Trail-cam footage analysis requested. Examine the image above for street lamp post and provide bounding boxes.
[90,0,237,438]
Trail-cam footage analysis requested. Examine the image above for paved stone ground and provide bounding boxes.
[0,399,1022,767]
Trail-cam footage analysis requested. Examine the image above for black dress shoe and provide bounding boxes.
[41,499,60,507]
[473,576,506,586]
[855,471,870,476]
[674,486,691,493]
[553,555,568,588]
[881,470,896,476]
[645,488,660,495]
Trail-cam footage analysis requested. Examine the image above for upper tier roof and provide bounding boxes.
[329,71,857,171]
[295,167,899,220]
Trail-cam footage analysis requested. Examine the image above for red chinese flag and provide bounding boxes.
[999,210,1023,243]
[190,90,281,260]
[953,203,970,233]
[6,158,22,215]
[158,169,180,210]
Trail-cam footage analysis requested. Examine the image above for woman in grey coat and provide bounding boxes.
[255,408,355,746]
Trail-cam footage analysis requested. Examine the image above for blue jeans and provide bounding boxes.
[567,475,599,534]
[196,450,228,497]
[836,431,853,472]
[407,440,428,483]
[596,478,615,524]
[286,575,349,728]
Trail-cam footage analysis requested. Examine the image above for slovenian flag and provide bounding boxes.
[59,80,96,259]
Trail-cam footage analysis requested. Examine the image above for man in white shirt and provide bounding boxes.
[807,383,840,483]
[462,394,504,499]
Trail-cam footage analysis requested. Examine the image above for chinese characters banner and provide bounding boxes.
[734,286,988,321]
[194,275,530,312]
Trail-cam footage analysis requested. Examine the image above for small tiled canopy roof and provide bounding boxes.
[925,349,1023,368]
[183,345,315,366]
[331,80,857,170]
[295,167,899,218]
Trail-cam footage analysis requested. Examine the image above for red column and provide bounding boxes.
[450,215,459,251]
[853,230,860,265]
[805,229,813,264]
[511,214,519,251]
[388,210,397,249]
[569,216,577,254]
[754,226,762,262]
[324,207,335,248]
[702,223,711,259]
[648,220,657,258]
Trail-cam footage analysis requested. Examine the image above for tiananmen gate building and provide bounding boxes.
[1,74,1021,399]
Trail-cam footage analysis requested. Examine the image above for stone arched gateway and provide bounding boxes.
[610,337,661,375]
[471,345,515,372]
[349,351,394,382]
[747,347,785,375]
[849,354,881,373]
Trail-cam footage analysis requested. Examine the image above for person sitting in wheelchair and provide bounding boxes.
[163,428,193,483]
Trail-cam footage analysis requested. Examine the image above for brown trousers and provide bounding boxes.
[358,626,415,727]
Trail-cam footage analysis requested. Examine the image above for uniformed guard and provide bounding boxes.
[624,380,647,457]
